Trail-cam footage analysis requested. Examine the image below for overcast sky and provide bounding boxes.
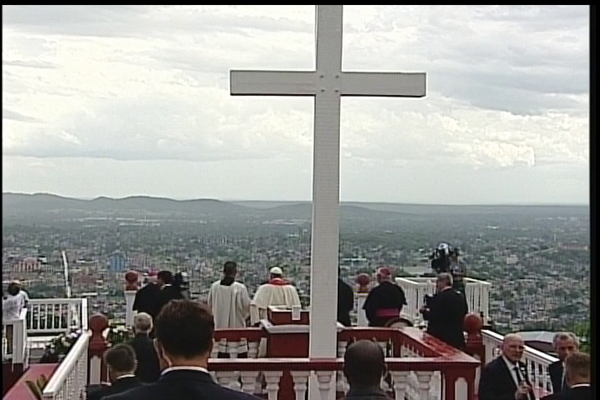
[2,5,590,205]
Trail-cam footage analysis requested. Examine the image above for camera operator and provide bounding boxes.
[419,272,468,351]
[431,243,467,296]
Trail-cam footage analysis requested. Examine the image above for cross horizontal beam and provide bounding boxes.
[231,70,426,98]
[341,72,426,97]
[230,70,316,96]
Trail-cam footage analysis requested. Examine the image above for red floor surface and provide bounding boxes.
[3,363,59,400]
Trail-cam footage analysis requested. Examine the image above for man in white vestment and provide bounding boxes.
[207,261,251,329]
[251,266,301,325]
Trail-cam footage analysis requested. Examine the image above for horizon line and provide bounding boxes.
[2,191,590,207]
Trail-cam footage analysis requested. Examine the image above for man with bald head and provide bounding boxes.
[479,333,536,400]
[342,340,388,399]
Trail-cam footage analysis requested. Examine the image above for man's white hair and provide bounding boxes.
[133,312,153,333]
[437,272,453,287]
[552,332,580,348]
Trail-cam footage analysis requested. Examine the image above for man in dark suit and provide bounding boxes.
[88,344,144,400]
[342,339,388,400]
[337,276,354,327]
[155,270,184,317]
[478,333,536,400]
[419,272,468,350]
[542,352,590,400]
[104,299,261,400]
[128,312,160,383]
[363,267,407,327]
[548,332,579,394]
[132,272,161,321]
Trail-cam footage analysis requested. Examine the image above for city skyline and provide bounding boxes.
[2,6,590,205]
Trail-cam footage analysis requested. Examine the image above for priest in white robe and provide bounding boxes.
[251,266,301,325]
[207,261,251,329]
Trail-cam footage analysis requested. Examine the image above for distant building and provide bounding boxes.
[506,254,519,265]
[108,251,129,272]
[12,256,43,272]
[558,242,588,251]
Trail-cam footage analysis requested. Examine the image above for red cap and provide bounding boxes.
[377,267,392,277]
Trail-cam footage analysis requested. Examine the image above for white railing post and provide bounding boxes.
[481,282,490,324]
[124,290,137,327]
[263,371,283,400]
[415,371,433,400]
[215,371,235,388]
[315,371,335,400]
[336,340,348,393]
[391,370,410,400]
[3,309,28,364]
[124,270,139,328]
[240,371,260,394]
[356,292,369,327]
[291,371,311,400]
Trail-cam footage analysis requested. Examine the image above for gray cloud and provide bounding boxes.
[2,108,39,123]
[1,6,589,204]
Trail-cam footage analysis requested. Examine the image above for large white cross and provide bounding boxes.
[231,5,426,360]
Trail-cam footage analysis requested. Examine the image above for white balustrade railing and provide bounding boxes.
[42,330,90,400]
[2,308,29,364]
[396,277,491,325]
[482,330,557,397]
[27,298,88,335]
[210,357,476,400]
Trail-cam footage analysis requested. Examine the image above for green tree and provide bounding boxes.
[570,321,591,354]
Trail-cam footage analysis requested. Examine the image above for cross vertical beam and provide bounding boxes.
[309,4,343,359]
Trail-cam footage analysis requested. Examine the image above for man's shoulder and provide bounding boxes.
[548,360,561,368]
[102,384,151,400]
[217,384,263,399]
[103,381,262,400]
[482,356,505,371]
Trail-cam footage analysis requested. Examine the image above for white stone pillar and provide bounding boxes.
[356,292,369,327]
[124,290,137,327]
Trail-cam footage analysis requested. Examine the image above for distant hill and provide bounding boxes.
[2,192,259,221]
[2,192,589,224]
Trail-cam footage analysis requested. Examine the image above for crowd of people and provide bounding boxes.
[3,260,590,399]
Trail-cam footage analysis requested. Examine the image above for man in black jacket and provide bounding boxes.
[542,352,590,400]
[548,332,579,394]
[478,333,536,400]
[363,267,406,327]
[342,339,389,400]
[128,312,160,383]
[337,276,354,327]
[419,272,468,350]
[155,270,184,317]
[104,300,261,400]
[88,344,144,400]
[132,272,160,321]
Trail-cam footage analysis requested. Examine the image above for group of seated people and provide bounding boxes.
[90,294,591,400]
